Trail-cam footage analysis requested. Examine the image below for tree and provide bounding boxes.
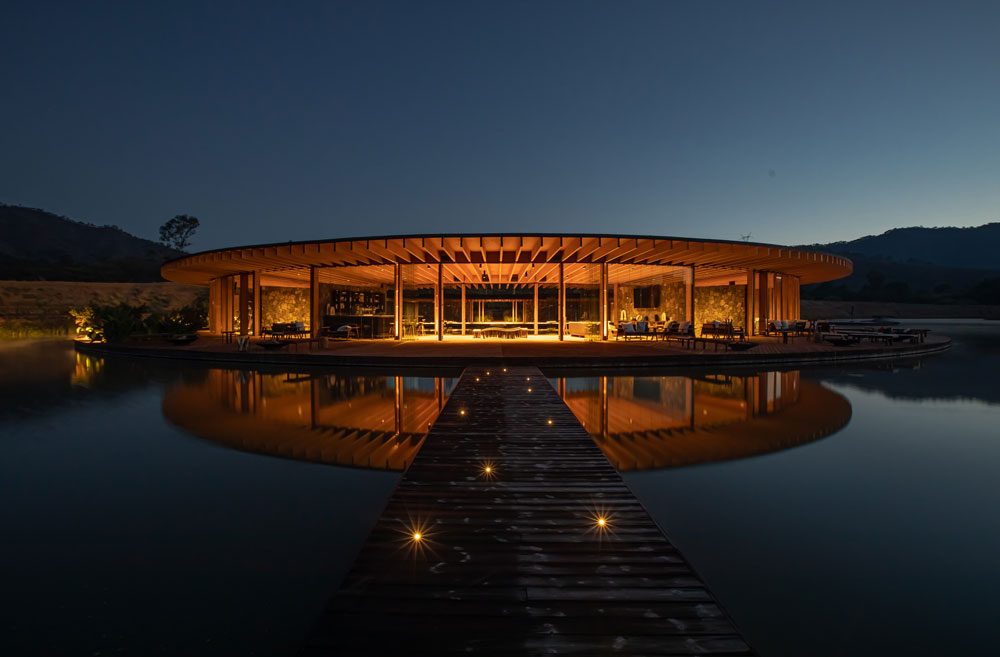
[159,215,200,251]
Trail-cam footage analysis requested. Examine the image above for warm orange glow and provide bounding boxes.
[479,460,497,479]
[502,368,507,372]
[460,409,466,415]
[398,517,437,558]
[588,510,613,538]
[547,419,553,425]
[526,377,531,381]
[164,235,852,293]
[528,388,532,392]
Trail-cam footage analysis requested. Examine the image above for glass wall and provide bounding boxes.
[609,264,690,328]
[316,265,395,339]
[400,264,432,339]
[565,264,603,340]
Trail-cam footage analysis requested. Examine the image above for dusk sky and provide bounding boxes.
[2,1,998,252]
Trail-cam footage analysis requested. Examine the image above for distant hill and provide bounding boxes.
[0,204,183,281]
[803,223,1000,269]
[800,222,1000,305]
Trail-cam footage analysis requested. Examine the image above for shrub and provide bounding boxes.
[145,295,208,334]
[70,297,206,342]
[70,301,147,342]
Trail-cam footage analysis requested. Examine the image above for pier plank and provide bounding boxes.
[300,366,753,656]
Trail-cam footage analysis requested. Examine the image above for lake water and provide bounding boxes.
[2,321,998,656]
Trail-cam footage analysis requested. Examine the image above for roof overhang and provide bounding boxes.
[162,233,852,287]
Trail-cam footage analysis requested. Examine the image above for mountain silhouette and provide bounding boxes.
[800,223,1000,304]
[0,204,183,281]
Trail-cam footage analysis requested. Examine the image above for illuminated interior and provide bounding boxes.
[162,234,851,339]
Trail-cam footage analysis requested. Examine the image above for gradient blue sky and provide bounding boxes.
[2,1,997,252]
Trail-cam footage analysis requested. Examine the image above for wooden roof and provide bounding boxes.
[162,233,852,287]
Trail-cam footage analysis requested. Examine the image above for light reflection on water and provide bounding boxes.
[0,343,458,657]
[2,322,999,656]
[614,321,1000,657]
[551,371,851,470]
[162,369,456,470]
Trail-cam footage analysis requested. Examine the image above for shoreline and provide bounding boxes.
[802,299,1000,320]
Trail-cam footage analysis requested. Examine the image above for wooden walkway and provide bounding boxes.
[300,366,754,656]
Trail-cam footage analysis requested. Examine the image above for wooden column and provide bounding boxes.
[558,262,565,341]
[223,276,234,333]
[252,272,261,336]
[460,284,466,335]
[792,276,800,321]
[600,262,608,340]
[612,282,619,326]
[208,278,219,333]
[436,264,443,341]
[685,267,695,326]
[775,275,784,321]
[745,269,755,336]
[238,273,249,336]
[758,271,769,334]
[394,263,402,340]
[533,284,539,335]
[309,266,321,338]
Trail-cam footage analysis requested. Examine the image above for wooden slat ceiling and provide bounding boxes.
[162,234,852,286]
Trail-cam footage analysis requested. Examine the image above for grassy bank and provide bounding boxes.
[802,299,1000,320]
[0,280,204,339]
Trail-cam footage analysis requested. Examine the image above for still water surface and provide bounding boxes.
[2,321,998,656]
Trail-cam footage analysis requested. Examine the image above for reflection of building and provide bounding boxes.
[162,370,453,470]
[161,234,851,340]
[557,371,852,470]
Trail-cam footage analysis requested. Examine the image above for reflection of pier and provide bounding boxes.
[303,367,753,655]
[162,370,453,470]
[557,372,852,470]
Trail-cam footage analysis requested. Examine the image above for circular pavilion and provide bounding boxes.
[161,233,852,340]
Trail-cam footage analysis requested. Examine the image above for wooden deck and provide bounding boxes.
[77,333,951,370]
[299,366,754,656]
